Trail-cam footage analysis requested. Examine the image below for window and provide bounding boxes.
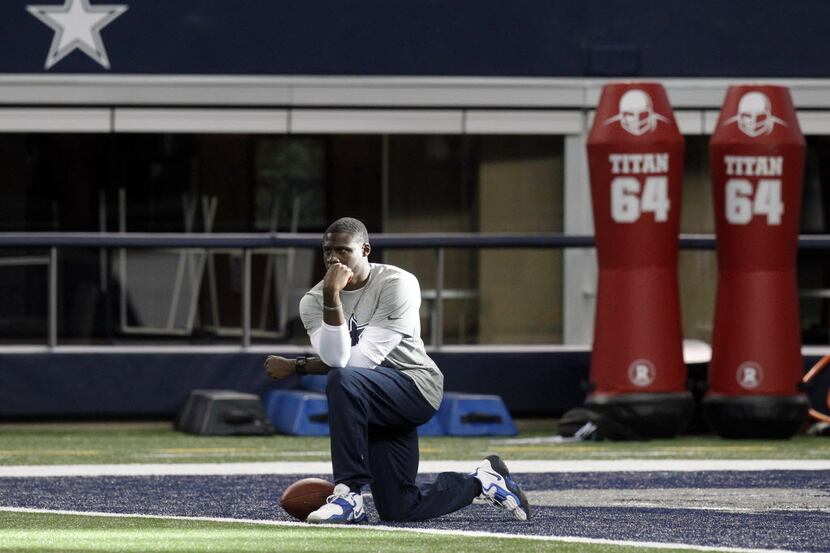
[0,132,565,346]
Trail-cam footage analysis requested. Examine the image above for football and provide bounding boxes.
[280,477,335,520]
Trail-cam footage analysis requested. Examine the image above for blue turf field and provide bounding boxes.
[1,470,828,551]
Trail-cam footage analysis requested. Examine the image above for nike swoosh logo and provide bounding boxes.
[477,469,504,481]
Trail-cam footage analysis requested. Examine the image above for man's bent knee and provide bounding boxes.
[326,366,361,395]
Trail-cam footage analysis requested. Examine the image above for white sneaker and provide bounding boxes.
[306,483,367,524]
[472,455,531,521]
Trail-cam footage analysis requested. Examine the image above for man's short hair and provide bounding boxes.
[325,217,369,244]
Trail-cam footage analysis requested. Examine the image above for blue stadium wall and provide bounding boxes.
[0,349,591,418]
[0,350,824,419]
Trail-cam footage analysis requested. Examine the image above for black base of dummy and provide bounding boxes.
[702,395,808,439]
[585,392,695,439]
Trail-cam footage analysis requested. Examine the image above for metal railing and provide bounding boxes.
[1,231,829,349]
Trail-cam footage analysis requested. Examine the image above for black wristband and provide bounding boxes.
[294,356,308,376]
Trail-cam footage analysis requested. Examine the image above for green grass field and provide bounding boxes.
[0,420,828,465]
[0,510,731,553]
[1,421,827,553]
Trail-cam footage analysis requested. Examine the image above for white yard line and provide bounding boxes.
[0,459,828,478]
[0,506,804,553]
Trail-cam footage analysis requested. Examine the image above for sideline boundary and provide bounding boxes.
[1,459,829,478]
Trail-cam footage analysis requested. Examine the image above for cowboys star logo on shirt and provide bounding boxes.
[348,314,367,347]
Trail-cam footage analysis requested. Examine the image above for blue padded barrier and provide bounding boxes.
[417,413,445,436]
[299,373,443,435]
[299,375,328,394]
[264,388,447,436]
[264,390,330,436]
[437,392,517,436]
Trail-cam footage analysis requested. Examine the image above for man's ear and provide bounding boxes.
[363,243,371,257]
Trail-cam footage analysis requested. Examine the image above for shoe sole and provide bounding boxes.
[486,455,531,521]
[306,514,367,525]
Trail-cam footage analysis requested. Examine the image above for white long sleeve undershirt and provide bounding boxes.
[310,323,403,368]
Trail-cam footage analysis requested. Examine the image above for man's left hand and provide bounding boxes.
[264,355,295,379]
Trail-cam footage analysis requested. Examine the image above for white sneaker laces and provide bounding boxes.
[325,486,355,506]
[326,492,346,504]
[482,490,518,511]
[477,468,519,511]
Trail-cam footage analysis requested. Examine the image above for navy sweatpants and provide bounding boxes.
[326,365,481,521]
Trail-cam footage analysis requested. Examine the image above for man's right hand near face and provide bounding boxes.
[323,261,353,294]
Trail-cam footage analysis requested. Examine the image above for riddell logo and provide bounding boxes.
[722,92,787,137]
[736,362,763,389]
[628,359,656,387]
[604,89,670,136]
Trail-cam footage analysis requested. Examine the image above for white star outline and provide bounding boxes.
[27,0,128,70]
[348,314,367,347]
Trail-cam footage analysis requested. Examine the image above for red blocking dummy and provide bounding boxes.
[704,85,808,438]
[586,82,693,438]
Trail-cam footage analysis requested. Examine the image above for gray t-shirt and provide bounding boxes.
[299,263,443,410]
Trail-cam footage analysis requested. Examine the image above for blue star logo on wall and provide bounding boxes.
[348,314,367,347]
[27,0,128,70]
